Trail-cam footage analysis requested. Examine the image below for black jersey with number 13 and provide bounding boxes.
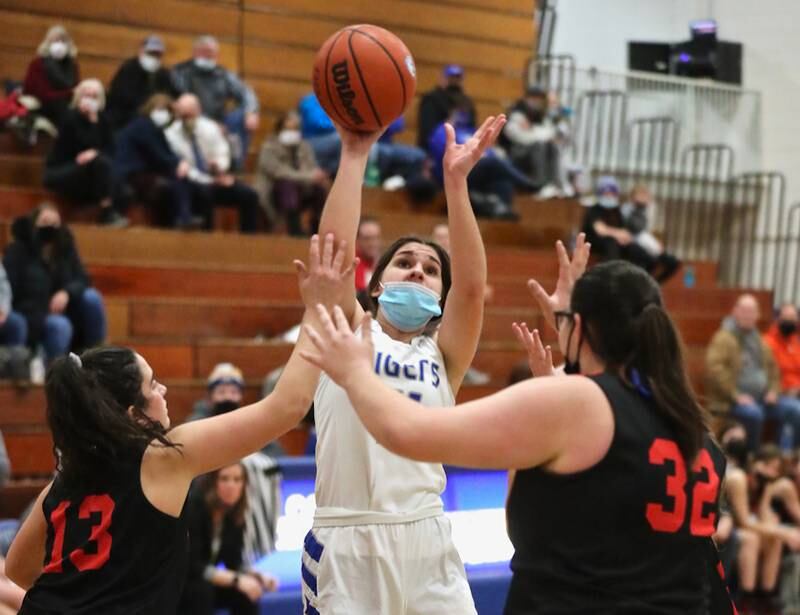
[19,446,188,615]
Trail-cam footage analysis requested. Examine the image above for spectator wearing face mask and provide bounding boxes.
[417,64,476,150]
[620,184,681,283]
[501,86,564,198]
[580,176,654,272]
[106,35,179,131]
[43,79,128,227]
[172,35,259,170]
[764,304,800,399]
[166,94,259,233]
[3,203,107,362]
[22,25,80,129]
[113,93,205,228]
[188,363,285,456]
[253,110,329,236]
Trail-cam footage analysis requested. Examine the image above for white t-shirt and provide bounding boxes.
[313,319,455,526]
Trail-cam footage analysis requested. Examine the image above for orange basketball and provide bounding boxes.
[312,25,417,132]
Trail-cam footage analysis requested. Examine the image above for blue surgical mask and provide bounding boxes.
[377,281,442,332]
[598,195,619,209]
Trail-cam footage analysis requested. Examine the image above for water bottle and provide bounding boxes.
[683,265,696,289]
[780,423,795,452]
[364,160,381,187]
[30,354,45,386]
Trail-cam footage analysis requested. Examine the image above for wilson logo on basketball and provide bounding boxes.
[331,60,364,126]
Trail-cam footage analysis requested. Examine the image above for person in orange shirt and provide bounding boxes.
[763,304,800,396]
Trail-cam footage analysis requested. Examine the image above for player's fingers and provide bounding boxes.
[555,240,570,270]
[444,123,456,149]
[331,239,346,272]
[302,323,325,351]
[332,305,350,332]
[473,115,494,141]
[545,345,553,368]
[315,304,338,338]
[293,260,308,278]
[308,234,320,270]
[342,257,360,278]
[322,232,335,268]
[299,349,324,370]
[361,313,373,345]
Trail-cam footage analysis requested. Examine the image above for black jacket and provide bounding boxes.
[113,115,180,180]
[184,488,246,584]
[46,109,114,169]
[3,216,90,346]
[416,86,476,149]
[107,57,178,130]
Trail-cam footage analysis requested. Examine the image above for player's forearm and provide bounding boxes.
[318,148,369,263]
[443,174,486,295]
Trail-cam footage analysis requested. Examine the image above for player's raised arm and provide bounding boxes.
[316,125,383,322]
[436,115,505,392]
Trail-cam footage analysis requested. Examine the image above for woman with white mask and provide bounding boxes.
[254,110,331,236]
[23,25,80,128]
[112,94,204,229]
[43,79,128,227]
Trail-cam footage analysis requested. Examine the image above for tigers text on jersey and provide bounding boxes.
[313,318,455,526]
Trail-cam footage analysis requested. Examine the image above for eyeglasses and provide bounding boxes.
[554,310,574,329]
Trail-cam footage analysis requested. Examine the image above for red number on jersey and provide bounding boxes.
[43,494,115,573]
[645,439,687,532]
[645,438,720,535]
[690,449,719,536]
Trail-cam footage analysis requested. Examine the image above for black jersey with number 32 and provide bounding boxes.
[19,447,188,615]
[505,372,730,615]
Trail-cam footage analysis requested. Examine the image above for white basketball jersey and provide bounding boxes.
[313,319,455,525]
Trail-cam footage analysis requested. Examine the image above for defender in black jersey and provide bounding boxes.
[6,234,352,614]
[299,236,736,614]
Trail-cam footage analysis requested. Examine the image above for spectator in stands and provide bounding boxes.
[112,93,205,228]
[417,64,476,150]
[3,203,107,362]
[172,35,259,170]
[0,264,28,368]
[166,94,259,233]
[764,304,800,399]
[715,422,773,613]
[502,86,563,198]
[620,184,681,283]
[354,217,382,307]
[706,294,800,450]
[43,79,128,227]
[428,98,532,219]
[106,35,178,131]
[179,462,277,615]
[374,117,432,196]
[580,176,655,273]
[189,363,284,457]
[298,92,340,177]
[22,25,80,129]
[254,110,329,236]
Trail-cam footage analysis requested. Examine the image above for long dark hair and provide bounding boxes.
[571,261,709,462]
[45,346,179,487]
[365,235,452,331]
[202,462,249,527]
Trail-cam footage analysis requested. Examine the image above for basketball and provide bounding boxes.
[312,25,417,132]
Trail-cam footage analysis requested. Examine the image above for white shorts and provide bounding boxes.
[301,515,477,615]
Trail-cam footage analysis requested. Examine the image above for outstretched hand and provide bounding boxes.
[527,233,591,332]
[300,306,374,388]
[294,233,358,312]
[335,121,386,158]
[443,114,506,180]
[512,322,555,377]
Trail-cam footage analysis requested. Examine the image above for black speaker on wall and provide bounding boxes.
[715,41,743,85]
[628,42,671,74]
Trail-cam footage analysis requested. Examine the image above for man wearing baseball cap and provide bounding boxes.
[416,63,476,149]
[106,34,178,130]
